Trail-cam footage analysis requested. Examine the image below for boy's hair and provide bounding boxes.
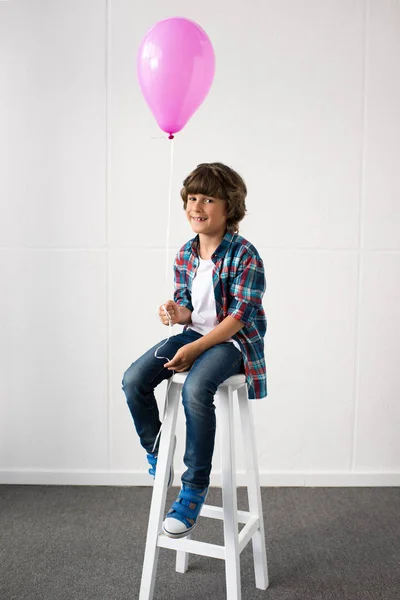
[180,162,247,233]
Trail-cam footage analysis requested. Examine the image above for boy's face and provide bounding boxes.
[186,193,227,238]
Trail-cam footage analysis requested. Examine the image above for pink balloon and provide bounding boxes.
[137,17,215,138]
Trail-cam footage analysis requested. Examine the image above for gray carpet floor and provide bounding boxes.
[0,485,399,600]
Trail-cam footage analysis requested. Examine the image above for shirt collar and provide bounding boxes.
[190,230,236,260]
[213,231,236,258]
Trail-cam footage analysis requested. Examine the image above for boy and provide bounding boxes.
[122,162,267,539]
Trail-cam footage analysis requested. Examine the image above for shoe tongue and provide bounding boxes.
[181,485,193,509]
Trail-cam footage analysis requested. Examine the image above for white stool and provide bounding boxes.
[139,373,269,600]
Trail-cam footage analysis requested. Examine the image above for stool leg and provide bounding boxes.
[237,386,269,590]
[218,386,241,600]
[139,382,181,600]
[175,532,191,573]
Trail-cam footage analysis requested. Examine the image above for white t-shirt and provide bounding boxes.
[188,258,241,352]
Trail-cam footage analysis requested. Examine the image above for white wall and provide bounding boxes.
[0,0,399,486]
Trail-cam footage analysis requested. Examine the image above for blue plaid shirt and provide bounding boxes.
[174,231,267,399]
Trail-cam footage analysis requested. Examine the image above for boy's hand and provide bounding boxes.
[158,300,179,326]
[164,342,202,372]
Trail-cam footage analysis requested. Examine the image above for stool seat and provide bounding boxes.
[139,373,269,600]
[171,372,246,387]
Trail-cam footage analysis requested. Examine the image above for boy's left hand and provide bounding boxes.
[164,342,202,372]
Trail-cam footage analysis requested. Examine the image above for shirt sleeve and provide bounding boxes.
[227,252,266,326]
[173,256,194,312]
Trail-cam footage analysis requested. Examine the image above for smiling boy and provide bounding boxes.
[122,162,267,539]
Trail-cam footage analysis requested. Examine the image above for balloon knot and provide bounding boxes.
[168,134,174,140]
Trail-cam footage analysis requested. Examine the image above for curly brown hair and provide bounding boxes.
[180,162,247,233]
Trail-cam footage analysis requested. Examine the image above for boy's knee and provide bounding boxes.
[121,363,137,392]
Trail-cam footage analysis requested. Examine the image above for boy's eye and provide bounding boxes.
[188,197,214,203]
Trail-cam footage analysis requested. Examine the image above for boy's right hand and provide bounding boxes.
[158,300,180,326]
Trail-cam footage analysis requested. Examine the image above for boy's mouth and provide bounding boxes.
[192,217,207,222]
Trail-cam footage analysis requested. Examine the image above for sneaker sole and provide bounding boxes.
[162,521,197,539]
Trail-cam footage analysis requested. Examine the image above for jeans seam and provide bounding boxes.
[230,355,243,371]
[149,362,171,386]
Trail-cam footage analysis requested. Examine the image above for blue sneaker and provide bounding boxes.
[162,484,208,538]
[146,436,176,488]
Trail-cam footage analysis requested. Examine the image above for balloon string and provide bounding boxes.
[152,135,175,452]
[165,137,174,287]
[153,136,175,364]
[152,140,176,450]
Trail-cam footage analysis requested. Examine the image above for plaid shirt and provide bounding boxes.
[174,231,267,399]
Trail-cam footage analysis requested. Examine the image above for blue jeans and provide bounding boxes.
[121,329,243,490]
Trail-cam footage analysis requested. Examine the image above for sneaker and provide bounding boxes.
[146,436,176,488]
[162,484,208,539]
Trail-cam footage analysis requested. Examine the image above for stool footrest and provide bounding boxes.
[157,533,225,560]
[201,504,252,524]
[157,514,260,561]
